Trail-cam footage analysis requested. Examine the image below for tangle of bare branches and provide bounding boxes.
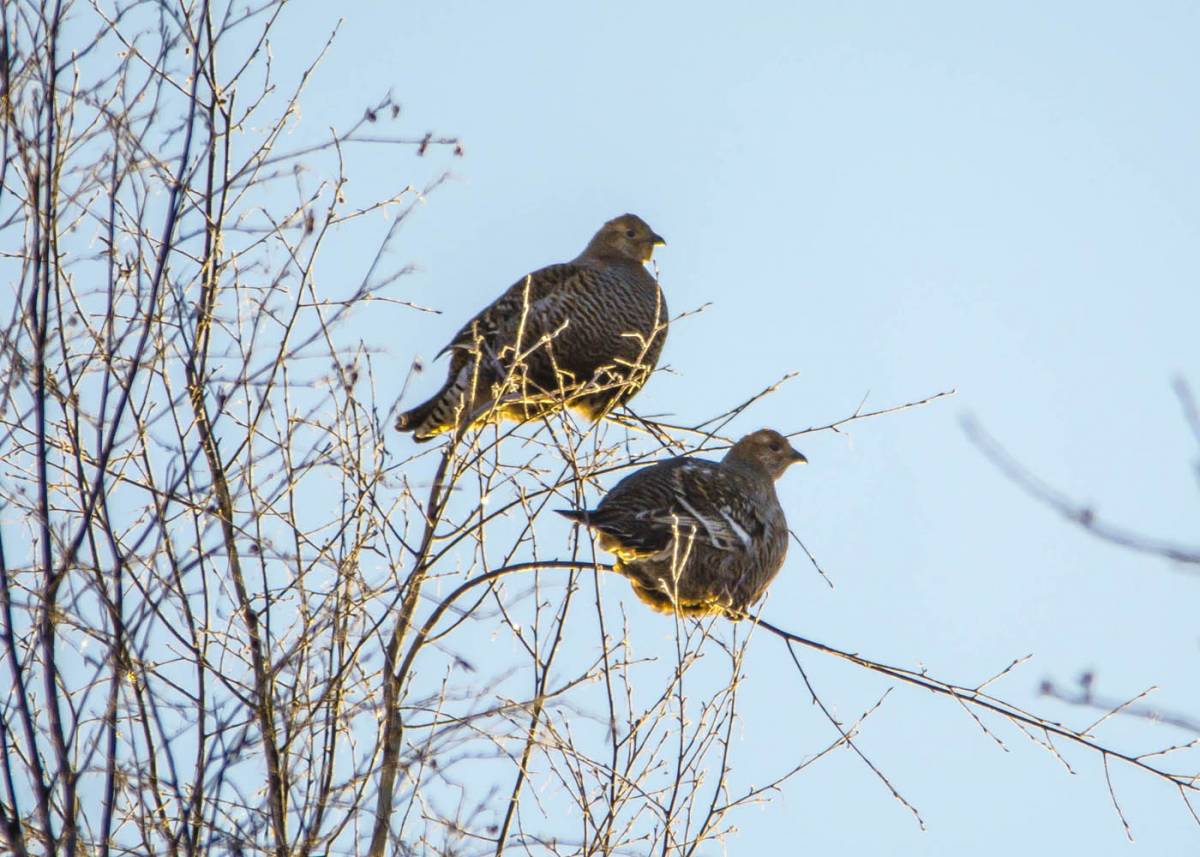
[2,2,1195,856]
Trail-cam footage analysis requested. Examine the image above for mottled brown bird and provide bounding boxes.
[557,429,806,619]
[396,214,668,441]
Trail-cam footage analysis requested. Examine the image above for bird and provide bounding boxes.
[395,214,669,441]
[557,429,806,619]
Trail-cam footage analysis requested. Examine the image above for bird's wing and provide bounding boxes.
[436,263,582,361]
[660,460,765,551]
[594,460,765,555]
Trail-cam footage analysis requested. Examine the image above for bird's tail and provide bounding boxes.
[555,508,592,526]
[395,367,478,441]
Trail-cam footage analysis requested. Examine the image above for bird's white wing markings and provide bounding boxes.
[669,496,738,552]
[718,506,753,550]
[668,462,740,551]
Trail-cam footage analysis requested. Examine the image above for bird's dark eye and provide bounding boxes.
[625,229,636,238]
[769,442,781,452]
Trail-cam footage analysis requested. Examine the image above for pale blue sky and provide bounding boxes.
[278,2,1199,852]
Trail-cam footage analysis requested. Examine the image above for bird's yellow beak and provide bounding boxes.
[791,449,808,464]
[651,233,667,246]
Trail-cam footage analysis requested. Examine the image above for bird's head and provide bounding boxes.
[583,213,666,264]
[725,429,807,480]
